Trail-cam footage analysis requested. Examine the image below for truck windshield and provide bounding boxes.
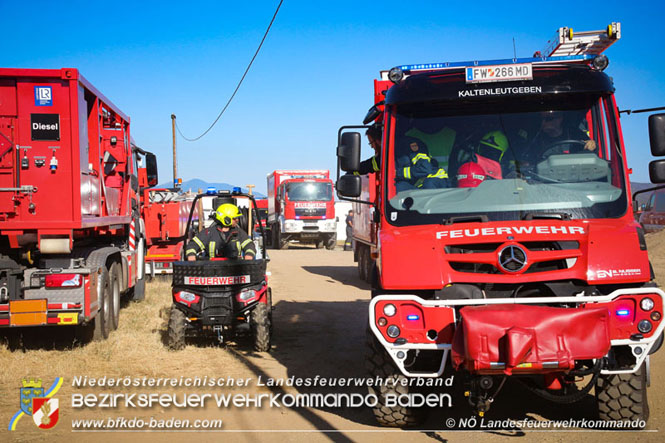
[385,93,627,225]
[286,182,332,202]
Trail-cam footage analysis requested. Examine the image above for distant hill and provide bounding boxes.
[157,179,266,198]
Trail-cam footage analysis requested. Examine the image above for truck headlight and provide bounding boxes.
[284,221,298,232]
[383,304,396,317]
[640,297,655,311]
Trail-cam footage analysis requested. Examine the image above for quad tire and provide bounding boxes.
[365,327,427,427]
[167,306,187,350]
[251,295,272,352]
[596,364,649,426]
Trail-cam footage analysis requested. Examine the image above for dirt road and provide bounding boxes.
[1,236,664,442]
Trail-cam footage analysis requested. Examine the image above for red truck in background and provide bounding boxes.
[0,67,157,341]
[142,188,195,278]
[254,197,268,231]
[336,23,665,427]
[266,170,337,249]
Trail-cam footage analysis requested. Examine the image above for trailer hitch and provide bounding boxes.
[213,325,224,344]
[465,375,507,416]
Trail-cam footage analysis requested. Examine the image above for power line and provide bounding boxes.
[176,0,284,142]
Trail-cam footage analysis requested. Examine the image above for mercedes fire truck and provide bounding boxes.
[336,23,665,427]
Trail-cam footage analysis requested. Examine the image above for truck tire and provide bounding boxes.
[596,365,649,426]
[93,267,111,341]
[109,262,121,330]
[363,250,373,283]
[251,298,272,352]
[167,306,187,350]
[358,246,367,281]
[360,245,373,282]
[277,230,287,250]
[325,233,336,250]
[365,327,427,427]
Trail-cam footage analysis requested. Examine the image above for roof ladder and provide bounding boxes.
[540,22,621,57]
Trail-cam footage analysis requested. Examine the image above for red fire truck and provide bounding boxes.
[266,170,337,249]
[336,24,665,427]
[0,68,157,340]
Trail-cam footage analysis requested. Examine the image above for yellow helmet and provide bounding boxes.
[478,131,509,162]
[215,203,241,227]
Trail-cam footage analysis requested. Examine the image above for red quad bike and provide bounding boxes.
[167,190,272,351]
[336,23,665,427]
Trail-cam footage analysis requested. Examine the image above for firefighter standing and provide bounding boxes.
[186,203,256,261]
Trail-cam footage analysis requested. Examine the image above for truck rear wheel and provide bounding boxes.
[365,327,427,427]
[251,293,272,352]
[596,364,649,426]
[167,306,187,350]
[93,267,111,341]
[109,262,121,330]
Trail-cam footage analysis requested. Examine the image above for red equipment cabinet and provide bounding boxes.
[142,188,195,277]
[336,23,665,426]
[0,68,157,340]
[266,170,337,249]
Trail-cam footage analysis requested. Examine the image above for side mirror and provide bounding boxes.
[649,114,665,156]
[336,174,361,197]
[145,153,159,187]
[337,132,361,172]
[363,102,384,125]
[649,159,665,183]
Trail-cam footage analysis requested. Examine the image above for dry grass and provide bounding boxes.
[0,278,251,435]
[647,229,665,285]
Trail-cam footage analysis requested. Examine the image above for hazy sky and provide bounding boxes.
[5,1,665,193]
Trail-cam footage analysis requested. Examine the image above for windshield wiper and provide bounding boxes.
[522,212,572,220]
[443,215,489,225]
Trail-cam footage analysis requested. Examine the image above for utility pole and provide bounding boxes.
[246,184,255,235]
[197,188,204,232]
[171,114,178,188]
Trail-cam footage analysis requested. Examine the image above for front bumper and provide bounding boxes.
[370,287,665,377]
[282,219,337,234]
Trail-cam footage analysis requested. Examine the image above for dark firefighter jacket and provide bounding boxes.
[354,155,381,175]
[185,225,256,259]
[395,152,448,186]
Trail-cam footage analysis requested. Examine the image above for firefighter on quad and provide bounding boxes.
[168,197,272,352]
[185,203,256,261]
